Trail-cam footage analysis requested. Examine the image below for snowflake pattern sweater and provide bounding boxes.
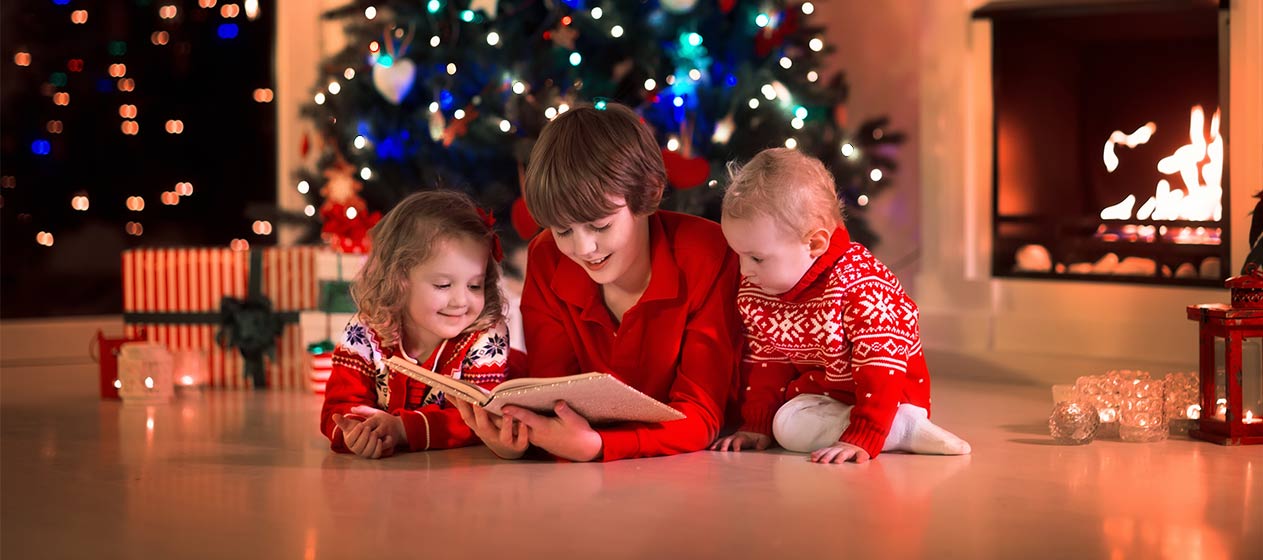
[319,315,509,453]
[738,227,932,458]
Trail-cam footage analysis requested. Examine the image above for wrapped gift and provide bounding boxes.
[122,246,321,389]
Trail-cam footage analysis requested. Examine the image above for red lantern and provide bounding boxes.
[1186,266,1263,445]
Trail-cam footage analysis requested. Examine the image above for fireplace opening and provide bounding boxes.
[976,1,1229,286]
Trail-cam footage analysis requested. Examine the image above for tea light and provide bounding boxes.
[117,342,174,405]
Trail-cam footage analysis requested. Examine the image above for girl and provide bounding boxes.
[319,190,526,459]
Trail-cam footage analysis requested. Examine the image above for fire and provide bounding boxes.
[1099,106,1222,222]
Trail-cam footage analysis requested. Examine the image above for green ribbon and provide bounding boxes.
[318,252,358,313]
[307,340,336,355]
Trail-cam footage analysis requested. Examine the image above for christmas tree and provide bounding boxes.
[299,0,903,249]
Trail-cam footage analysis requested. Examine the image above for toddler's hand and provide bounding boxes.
[810,441,870,464]
[709,431,771,452]
[333,410,396,460]
[451,399,528,459]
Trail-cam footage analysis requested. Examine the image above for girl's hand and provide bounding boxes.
[709,431,772,452]
[450,399,529,459]
[333,412,395,459]
[501,401,602,462]
[810,441,870,464]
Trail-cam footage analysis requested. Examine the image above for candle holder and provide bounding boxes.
[1119,375,1167,442]
[1186,265,1263,445]
[117,342,174,406]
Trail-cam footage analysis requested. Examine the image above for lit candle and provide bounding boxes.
[1245,410,1261,424]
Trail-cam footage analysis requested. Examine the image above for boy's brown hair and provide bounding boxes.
[524,103,665,227]
[352,190,504,349]
[723,148,845,236]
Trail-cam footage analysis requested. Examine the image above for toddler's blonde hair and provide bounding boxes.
[723,148,844,236]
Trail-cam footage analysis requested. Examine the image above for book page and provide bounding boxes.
[491,373,605,393]
[483,375,686,424]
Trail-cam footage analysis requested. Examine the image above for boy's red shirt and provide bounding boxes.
[519,211,743,461]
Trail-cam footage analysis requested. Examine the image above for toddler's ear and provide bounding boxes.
[806,228,831,257]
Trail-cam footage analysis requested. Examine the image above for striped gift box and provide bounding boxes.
[122,247,320,390]
[310,352,333,394]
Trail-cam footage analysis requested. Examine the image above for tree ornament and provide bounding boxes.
[371,29,416,104]
[442,104,480,147]
[511,197,539,240]
[1049,400,1101,445]
[320,156,363,205]
[470,0,498,19]
[300,131,311,158]
[711,112,735,144]
[754,10,799,58]
[718,0,735,14]
[659,0,699,14]
[661,119,708,190]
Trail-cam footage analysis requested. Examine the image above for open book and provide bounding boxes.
[386,356,686,424]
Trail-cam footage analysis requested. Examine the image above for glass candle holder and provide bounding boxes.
[1049,400,1101,445]
[1119,375,1167,442]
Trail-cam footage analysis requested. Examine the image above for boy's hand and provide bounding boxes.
[810,441,870,464]
[501,401,602,462]
[450,399,528,459]
[333,411,397,459]
[709,431,772,452]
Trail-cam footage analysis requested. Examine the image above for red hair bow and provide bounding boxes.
[477,207,504,263]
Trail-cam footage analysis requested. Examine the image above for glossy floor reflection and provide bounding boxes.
[2,363,1260,559]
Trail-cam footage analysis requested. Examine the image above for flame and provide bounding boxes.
[1099,106,1222,222]
[1103,122,1156,172]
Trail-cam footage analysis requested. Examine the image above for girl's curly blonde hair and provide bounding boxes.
[352,190,505,349]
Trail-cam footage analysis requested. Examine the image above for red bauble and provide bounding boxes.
[754,10,799,58]
[511,197,540,240]
[661,149,710,190]
[300,132,311,158]
[719,0,736,14]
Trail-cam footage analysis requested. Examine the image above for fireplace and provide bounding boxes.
[975,1,1229,287]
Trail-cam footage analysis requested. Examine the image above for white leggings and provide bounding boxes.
[772,393,927,453]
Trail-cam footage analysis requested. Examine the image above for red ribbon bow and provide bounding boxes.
[477,207,504,263]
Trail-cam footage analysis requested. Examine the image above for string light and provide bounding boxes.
[71,10,88,24]
[364,6,377,19]
[230,239,249,251]
[314,92,325,104]
[487,32,500,46]
[427,0,441,13]
[611,25,624,38]
[297,181,310,194]
[252,220,273,235]
[428,102,439,112]
[870,169,883,181]
[557,103,570,113]
[119,104,137,118]
[345,207,358,220]
[327,81,341,95]
[253,88,273,102]
[644,78,656,90]
[353,136,366,149]
[430,35,440,47]
[809,38,824,52]
[121,120,139,135]
[176,182,193,196]
[592,7,603,19]
[512,81,526,94]
[126,196,145,211]
[165,119,184,134]
[71,195,89,211]
[14,52,31,66]
[199,0,218,7]
[857,195,870,206]
[807,71,819,82]
[126,222,144,236]
[360,167,372,180]
[47,120,63,134]
[499,119,511,132]
[151,31,170,45]
[672,97,684,107]
[791,118,804,129]
[569,52,582,66]
[446,63,457,75]
[460,10,475,22]
[785,138,798,149]
[761,84,776,100]
[244,0,259,19]
[544,107,558,119]
[688,69,701,81]
[802,2,815,14]
[304,205,316,217]
[369,41,380,52]
[109,64,127,78]
[779,57,792,69]
[36,232,55,247]
[454,109,466,119]
[161,191,180,205]
[220,4,239,18]
[755,13,769,27]
[344,68,355,79]
[685,33,703,47]
[117,79,135,92]
[665,75,676,85]
[841,143,856,157]
[159,5,178,19]
[748,98,759,109]
[666,137,680,151]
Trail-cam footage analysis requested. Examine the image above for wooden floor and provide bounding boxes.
[2,362,1260,559]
